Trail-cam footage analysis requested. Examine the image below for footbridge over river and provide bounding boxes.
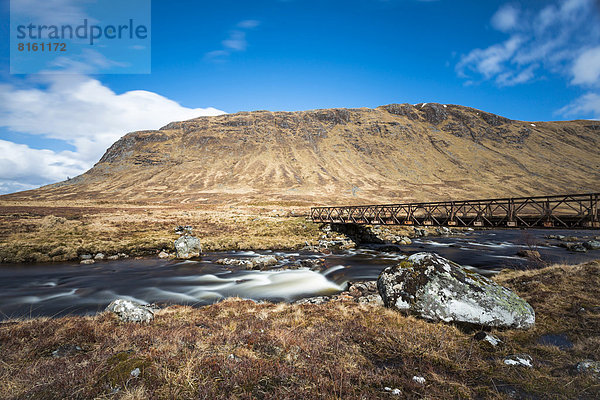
[310,193,600,229]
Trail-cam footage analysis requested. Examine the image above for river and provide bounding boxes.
[1,229,599,320]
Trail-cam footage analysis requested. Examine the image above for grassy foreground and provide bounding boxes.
[1,261,599,399]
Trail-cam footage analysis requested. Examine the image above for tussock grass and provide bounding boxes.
[0,203,322,263]
[1,262,600,399]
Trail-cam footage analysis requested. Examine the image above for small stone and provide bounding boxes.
[576,360,600,377]
[80,259,95,265]
[130,368,141,378]
[215,258,254,268]
[296,258,326,271]
[94,253,105,260]
[474,331,502,347]
[384,387,401,395]
[158,251,170,259]
[79,254,92,260]
[107,255,119,260]
[294,296,329,305]
[566,243,587,253]
[412,376,426,385]
[52,344,83,358]
[251,255,278,269]
[504,354,533,368]
[175,225,194,235]
[118,253,129,258]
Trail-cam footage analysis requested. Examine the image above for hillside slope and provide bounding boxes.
[7,103,600,205]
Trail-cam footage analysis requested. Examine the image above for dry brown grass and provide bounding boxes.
[0,202,322,263]
[1,262,600,399]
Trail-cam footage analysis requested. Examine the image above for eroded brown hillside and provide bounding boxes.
[5,103,600,205]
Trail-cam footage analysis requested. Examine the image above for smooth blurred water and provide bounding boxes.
[0,228,598,320]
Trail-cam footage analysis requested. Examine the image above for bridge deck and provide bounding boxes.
[310,193,600,229]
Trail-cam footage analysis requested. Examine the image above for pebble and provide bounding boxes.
[158,251,170,259]
[504,354,533,368]
[384,387,402,395]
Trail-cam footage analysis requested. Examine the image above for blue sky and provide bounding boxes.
[0,0,599,194]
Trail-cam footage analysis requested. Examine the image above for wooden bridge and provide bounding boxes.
[310,193,600,229]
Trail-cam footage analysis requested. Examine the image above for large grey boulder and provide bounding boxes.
[174,226,202,259]
[377,252,535,329]
[174,236,202,258]
[106,299,154,323]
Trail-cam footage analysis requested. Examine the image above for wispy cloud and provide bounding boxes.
[571,46,600,86]
[205,20,260,62]
[557,93,600,119]
[456,0,600,119]
[490,4,520,32]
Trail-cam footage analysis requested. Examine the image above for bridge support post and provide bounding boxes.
[507,198,517,227]
[542,199,553,227]
[589,193,599,228]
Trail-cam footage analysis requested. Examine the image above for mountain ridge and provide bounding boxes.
[4,103,600,205]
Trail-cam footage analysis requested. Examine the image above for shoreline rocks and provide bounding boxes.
[377,252,535,329]
[215,255,279,270]
[294,280,382,306]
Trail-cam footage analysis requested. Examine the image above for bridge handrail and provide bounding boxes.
[310,192,600,211]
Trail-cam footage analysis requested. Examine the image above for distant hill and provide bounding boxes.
[6,103,600,205]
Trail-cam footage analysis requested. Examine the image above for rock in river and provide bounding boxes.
[377,252,535,329]
[216,255,279,270]
[174,226,202,259]
[106,299,154,323]
[584,240,600,250]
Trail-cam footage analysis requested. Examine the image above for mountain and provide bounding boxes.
[6,103,600,206]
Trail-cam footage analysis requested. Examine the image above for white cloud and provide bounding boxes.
[491,4,520,32]
[457,0,599,87]
[0,140,86,184]
[571,46,600,86]
[456,36,523,80]
[457,0,600,119]
[557,93,600,119]
[0,74,225,194]
[237,20,260,29]
[11,0,89,26]
[223,31,248,51]
[205,20,260,62]
[496,64,538,87]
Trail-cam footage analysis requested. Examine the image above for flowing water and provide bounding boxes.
[1,229,599,320]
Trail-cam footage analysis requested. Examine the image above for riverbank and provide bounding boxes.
[0,201,422,264]
[0,201,322,263]
[1,260,599,399]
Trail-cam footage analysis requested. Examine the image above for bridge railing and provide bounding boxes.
[310,193,600,228]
